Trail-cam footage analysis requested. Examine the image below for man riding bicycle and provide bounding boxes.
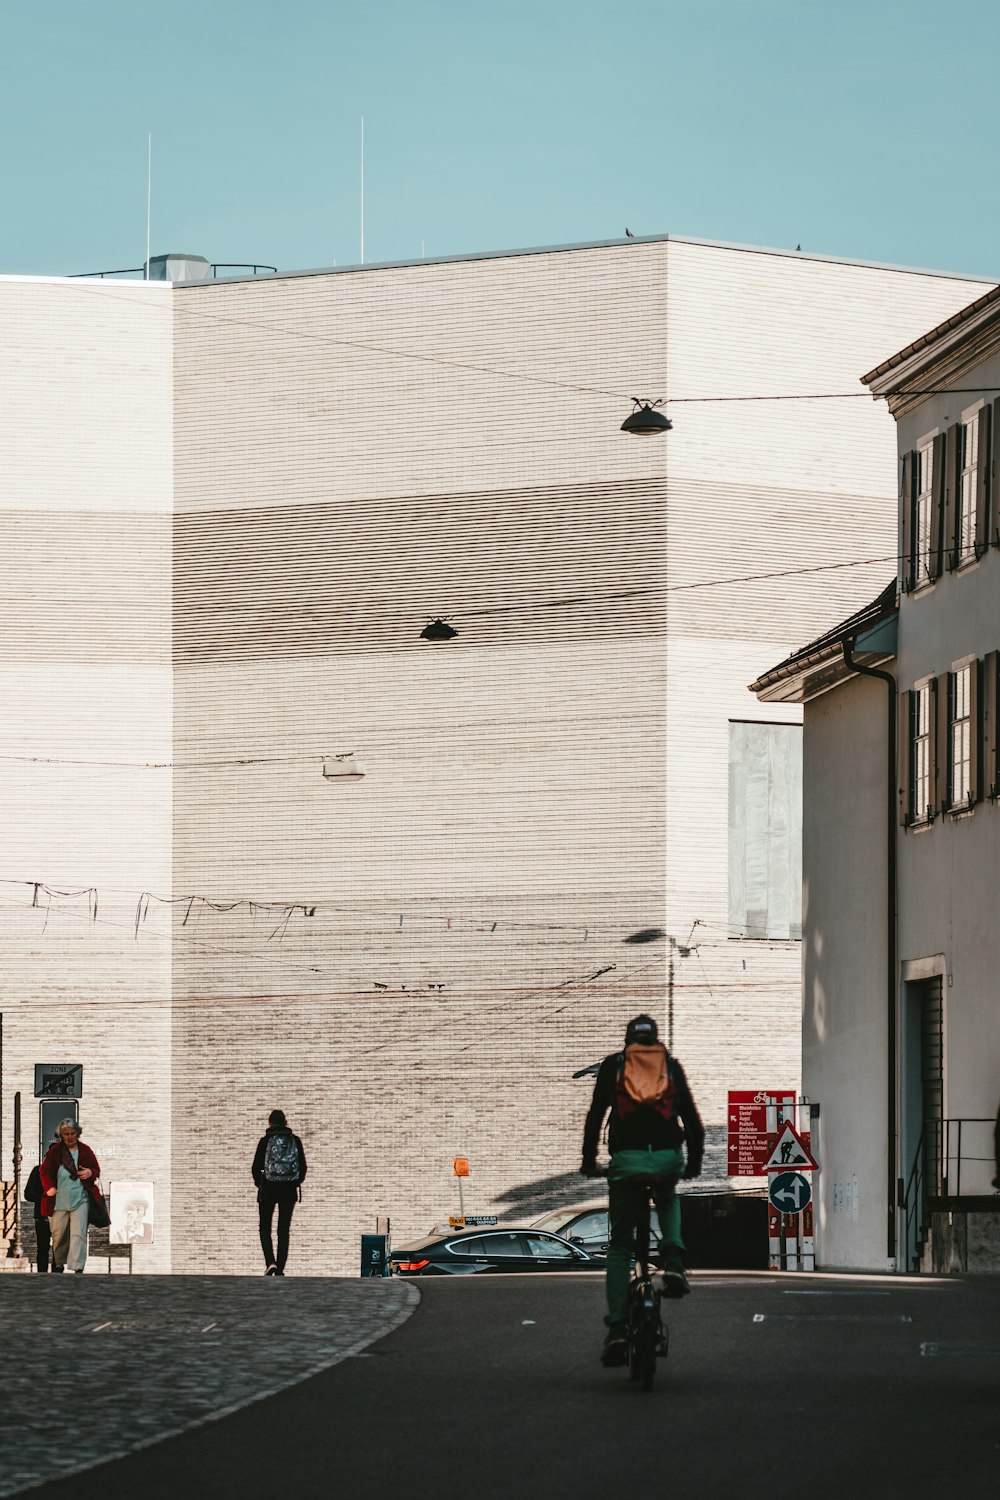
[581,1013,704,1366]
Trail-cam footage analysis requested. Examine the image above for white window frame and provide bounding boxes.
[912,679,933,823]
[948,657,976,812]
[957,404,984,569]
[914,439,935,587]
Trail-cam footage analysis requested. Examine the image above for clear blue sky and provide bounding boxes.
[2,0,998,280]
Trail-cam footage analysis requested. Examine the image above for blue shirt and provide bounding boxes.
[54,1149,88,1213]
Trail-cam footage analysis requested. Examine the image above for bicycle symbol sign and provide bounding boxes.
[768,1171,812,1214]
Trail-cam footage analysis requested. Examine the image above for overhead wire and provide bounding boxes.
[50,267,1000,407]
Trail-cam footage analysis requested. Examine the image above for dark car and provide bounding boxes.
[529,1202,659,1257]
[388,1226,601,1276]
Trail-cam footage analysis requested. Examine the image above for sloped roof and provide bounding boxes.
[749,580,898,703]
[862,282,1000,385]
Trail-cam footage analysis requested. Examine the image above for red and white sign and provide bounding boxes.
[727,1089,795,1177]
[762,1121,818,1172]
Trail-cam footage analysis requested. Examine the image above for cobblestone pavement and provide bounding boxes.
[0,1275,418,1498]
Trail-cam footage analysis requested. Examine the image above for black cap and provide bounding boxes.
[625,1014,659,1045]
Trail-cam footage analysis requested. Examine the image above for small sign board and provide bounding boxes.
[109,1181,154,1244]
[453,1157,470,1178]
[768,1171,812,1214]
[449,1215,497,1228]
[727,1090,795,1176]
[762,1121,818,1173]
[34,1063,83,1099]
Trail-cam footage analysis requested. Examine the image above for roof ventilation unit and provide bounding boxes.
[145,253,212,283]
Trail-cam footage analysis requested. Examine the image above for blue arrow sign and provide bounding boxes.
[768,1171,812,1214]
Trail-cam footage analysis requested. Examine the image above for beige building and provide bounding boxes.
[0,239,991,1273]
[753,283,1000,1272]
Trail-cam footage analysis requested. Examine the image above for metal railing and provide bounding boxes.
[901,1116,996,1271]
[70,262,277,280]
[1,1180,15,1244]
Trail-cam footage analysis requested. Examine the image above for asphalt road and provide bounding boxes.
[25,1270,1000,1500]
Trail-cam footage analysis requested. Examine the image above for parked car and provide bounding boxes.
[529,1191,769,1269]
[530,1202,659,1256]
[388,1226,602,1276]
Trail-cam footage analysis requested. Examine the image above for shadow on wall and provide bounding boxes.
[494,1171,598,1218]
[494,1124,733,1219]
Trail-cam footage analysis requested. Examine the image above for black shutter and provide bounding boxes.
[984,650,999,799]
[898,691,912,826]
[975,405,992,559]
[970,658,981,804]
[942,424,959,572]
[901,451,915,592]
[993,400,1000,549]
[929,433,947,580]
[935,672,949,815]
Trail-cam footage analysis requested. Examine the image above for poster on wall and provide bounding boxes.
[109,1181,155,1244]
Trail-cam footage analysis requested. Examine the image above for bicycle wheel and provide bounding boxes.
[628,1333,642,1381]
[638,1312,658,1390]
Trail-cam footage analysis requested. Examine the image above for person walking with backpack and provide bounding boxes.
[252,1110,307,1277]
[581,1014,704,1366]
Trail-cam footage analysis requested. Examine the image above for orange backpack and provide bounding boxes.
[615,1042,677,1122]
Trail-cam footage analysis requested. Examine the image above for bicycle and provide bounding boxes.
[595,1167,670,1392]
[625,1174,668,1390]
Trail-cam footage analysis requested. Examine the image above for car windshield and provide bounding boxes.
[530,1209,573,1233]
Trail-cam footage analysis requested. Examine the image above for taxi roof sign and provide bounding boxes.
[763,1121,818,1172]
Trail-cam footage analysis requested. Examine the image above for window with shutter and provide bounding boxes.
[898,691,912,826]
[957,413,981,567]
[992,400,1000,549]
[943,425,960,572]
[915,441,936,587]
[984,651,999,800]
[911,680,934,824]
[975,404,992,558]
[929,431,947,581]
[935,672,949,812]
[947,662,974,810]
[901,452,915,593]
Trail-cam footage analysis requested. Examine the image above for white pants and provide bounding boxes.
[51,1203,89,1272]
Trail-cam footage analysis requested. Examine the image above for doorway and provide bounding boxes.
[901,975,944,1268]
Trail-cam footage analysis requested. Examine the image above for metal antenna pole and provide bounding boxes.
[145,133,151,279]
[360,116,365,265]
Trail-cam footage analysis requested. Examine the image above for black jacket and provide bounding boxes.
[582,1050,704,1173]
[252,1127,307,1190]
[23,1165,44,1211]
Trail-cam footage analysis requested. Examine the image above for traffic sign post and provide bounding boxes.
[453,1156,469,1221]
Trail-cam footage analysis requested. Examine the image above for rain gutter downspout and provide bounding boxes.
[842,638,898,1266]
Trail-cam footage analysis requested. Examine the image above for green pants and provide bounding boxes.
[605,1146,685,1326]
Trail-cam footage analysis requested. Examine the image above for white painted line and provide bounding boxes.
[91,1322,112,1333]
[201,1323,217,1332]
[522,1319,536,1325]
[783,1290,890,1297]
[753,1314,766,1322]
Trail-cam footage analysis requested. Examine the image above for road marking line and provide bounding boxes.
[753,1314,766,1322]
[201,1323,217,1332]
[522,1319,536,1325]
[91,1322,112,1332]
[920,1342,1000,1357]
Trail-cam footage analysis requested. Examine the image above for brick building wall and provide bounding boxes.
[0,276,174,1271]
[1,244,991,1275]
[168,241,989,1273]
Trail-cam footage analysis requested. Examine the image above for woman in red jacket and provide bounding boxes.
[39,1119,102,1274]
